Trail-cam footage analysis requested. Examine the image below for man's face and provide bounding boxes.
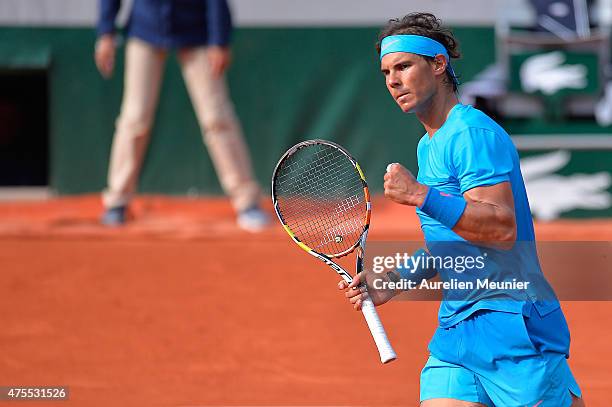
[380,52,439,114]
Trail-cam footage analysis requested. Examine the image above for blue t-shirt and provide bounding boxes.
[415,104,559,327]
[98,0,233,48]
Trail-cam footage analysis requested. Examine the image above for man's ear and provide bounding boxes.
[433,55,447,75]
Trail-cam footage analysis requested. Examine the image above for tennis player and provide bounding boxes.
[338,13,584,407]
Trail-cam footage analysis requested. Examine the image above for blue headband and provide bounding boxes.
[379,34,459,86]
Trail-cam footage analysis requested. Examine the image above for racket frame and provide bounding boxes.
[272,139,371,258]
[271,139,396,364]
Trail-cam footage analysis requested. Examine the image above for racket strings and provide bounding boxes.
[274,144,367,255]
[279,184,363,253]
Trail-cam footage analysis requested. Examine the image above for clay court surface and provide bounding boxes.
[0,195,611,406]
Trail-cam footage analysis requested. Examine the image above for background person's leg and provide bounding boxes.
[178,47,268,231]
[102,38,166,224]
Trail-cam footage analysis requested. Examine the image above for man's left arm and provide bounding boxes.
[453,182,516,242]
[384,166,516,243]
[206,0,232,46]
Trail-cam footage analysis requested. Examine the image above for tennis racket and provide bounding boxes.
[271,139,397,364]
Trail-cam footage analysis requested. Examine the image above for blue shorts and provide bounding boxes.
[421,306,582,406]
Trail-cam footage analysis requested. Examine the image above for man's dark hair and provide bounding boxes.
[376,13,461,91]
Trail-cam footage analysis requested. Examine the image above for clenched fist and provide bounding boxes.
[383,163,429,207]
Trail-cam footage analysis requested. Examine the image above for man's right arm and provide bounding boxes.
[97,0,121,37]
[338,249,438,310]
[94,0,121,78]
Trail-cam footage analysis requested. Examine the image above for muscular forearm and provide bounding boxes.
[413,182,516,243]
[383,164,516,244]
[453,200,516,243]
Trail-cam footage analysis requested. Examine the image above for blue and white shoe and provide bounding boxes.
[237,206,270,232]
[101,205,127,226]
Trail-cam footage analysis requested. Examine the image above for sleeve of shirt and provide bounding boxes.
[97,0,121,37]
[207,0,233,46]
[449,127,513,194]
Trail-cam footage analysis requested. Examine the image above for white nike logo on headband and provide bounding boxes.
[381,39,400,51]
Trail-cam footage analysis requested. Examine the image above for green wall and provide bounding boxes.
[0,26,496,196]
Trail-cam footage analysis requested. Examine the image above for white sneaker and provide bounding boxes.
[237,206,271,232]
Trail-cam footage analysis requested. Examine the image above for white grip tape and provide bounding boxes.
[386,163,398,173]
[360,297,397,363]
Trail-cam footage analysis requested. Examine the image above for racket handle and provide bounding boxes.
[360,297,397,363]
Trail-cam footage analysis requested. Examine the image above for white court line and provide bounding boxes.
[0,187,51,201]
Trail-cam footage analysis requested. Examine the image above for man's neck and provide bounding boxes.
[416,90,460,138]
